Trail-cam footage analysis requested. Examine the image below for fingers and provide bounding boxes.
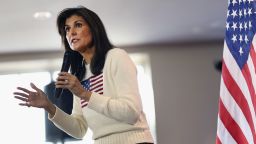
[14,85,39,101]
[56,72,72,88]
[17,87,30,94]
[14,84,41,108]
[13,92,29,98]
[58,72,70,80]
[55,78,68,85]
[30,83,40,92]
[58,72,69,76]
[19,102,31,107]
[15,86,38,95]
[14,95,28,102]
[14,95,31,107]
[56,76,68,82]
[56,72,70,81]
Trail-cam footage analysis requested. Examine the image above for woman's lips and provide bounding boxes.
[71,39,79,45]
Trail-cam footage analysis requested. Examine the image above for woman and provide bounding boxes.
[14,6,154,144]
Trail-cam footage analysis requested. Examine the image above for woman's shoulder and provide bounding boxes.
[107,48,128,58]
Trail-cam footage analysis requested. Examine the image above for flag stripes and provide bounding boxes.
[217,34,256,143]
[220,77,253,143]
[217,116,237,144]
[80,73,103,108]
[219,99,249,144]
[222,60,256,140]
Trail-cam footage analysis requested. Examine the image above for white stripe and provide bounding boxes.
[253,35,256,47]
[217,115,237,144]
[91,87,103,92]
[90,79,103,87]
[248,35,256,130]
[90,77,103,89]
[90,73,103,81]
[220,78,253,143]
[248,55,256,89]
[223,41,256,131]
[247,54,256,131]
[90,82,103,90]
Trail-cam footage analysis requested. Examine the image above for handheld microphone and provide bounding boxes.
[54,51,72,98]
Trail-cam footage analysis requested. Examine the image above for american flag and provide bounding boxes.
[80,73,103,108]
[216,0,256,144]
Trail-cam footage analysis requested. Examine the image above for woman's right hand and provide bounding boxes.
[14,83,49,108]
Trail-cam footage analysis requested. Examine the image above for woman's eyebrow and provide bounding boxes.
[74,20,85,23]
[65,20,84,25]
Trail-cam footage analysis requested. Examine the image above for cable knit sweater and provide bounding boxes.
[49,48,154,144]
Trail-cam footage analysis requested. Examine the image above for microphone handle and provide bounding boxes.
[55,51,71,98]
[55,88,63,98]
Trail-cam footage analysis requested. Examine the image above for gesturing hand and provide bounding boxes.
[14,83,49,108]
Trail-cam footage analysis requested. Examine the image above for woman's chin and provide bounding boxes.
[70,46,81,51]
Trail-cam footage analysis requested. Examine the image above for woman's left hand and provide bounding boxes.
[55,72,91,100]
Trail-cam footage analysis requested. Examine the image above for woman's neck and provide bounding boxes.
[80,46,95,64]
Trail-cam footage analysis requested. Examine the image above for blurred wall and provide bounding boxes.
[124,41,223,144]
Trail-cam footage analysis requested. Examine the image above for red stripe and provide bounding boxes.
[94,88,103,93]
[90,75,103,83]
[222,61,256,143]
[242,64,256,115]
[90,73,102,78]
[250,45,256,70]
[81,103,88,108]
[81,100,87,105]
[216,136,222,144]
[91,83,103,91]
[219,99,248,144]
[90,79,103,87]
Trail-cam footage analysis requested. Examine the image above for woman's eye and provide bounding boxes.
[75,23,82,28]
[64,27,70,33]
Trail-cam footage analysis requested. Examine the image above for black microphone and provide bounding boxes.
[54,51,72,98]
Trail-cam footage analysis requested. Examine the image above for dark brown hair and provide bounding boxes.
[57,6,113,80]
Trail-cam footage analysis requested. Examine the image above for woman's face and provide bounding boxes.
[64,15,93,52]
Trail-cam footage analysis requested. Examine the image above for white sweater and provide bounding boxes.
[49,48,154,144]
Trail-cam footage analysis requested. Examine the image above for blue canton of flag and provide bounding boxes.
[81,79,90,91]
[80,79,90,108]
[225,0,256,69]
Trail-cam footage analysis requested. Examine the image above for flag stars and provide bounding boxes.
[232,22,238,31]
[248,21,252,29]
[239,9,243,17]
[239,35,243,43]
[247,8,252,16]
[226,22,230,30]
[244,35,249,43]
[231,34,238,43]
[239,47,244,56]
[231,10,238,18]
[244,9,247,17]
[244,22,248,30]
[226,1,253,60]
[232,0,237,6]
[227,10,230,17]
[239,22,243,31]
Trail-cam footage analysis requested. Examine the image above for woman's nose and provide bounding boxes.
[70,27,77,35]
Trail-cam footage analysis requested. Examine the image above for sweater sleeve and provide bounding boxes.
[87,49,143,124]
[49,96,88,139]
